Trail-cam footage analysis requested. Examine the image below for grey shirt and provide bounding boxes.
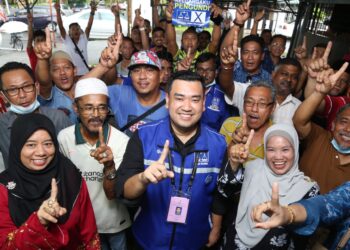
[0,106,72,170]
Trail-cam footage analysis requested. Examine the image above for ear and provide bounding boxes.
[165,93,169,109]
[331,121,335,131]
[202,95,206,112]
[73,66,77,76]
[73,102,79,115]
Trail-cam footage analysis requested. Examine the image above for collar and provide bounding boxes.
[74,122,110,146]
[237,61,263,78]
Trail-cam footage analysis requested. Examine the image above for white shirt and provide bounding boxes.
[58,124,131,233]
[63,33,89,76]
[225,82,301,125]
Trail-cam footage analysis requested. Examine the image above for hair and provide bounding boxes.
[240,35,264,52]
[244,80,276,103]
[144,19,151,26]
[157,51,173,64]
[261,29,272,35]
[331,60,350,75]
[33,29,46,40]
[69,22,80,30]
[336,103,350,120]
[198,30,211,40]
[167,70,205,94]
[195,52,219,69]
[0,62,35,89]
[274,58,302,73]
[152,27,165,35]
[182,27,197,38]
[271,34,287,45]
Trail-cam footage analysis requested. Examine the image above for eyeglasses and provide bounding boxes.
[78,105,109,115]
[244,99,274,109]
[2,83,36,96]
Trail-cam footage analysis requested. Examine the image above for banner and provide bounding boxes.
[172,0,212,28]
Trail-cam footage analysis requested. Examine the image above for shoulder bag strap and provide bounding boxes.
[70,36,91,71]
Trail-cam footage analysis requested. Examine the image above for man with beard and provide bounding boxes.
[220,58,302,125]
[58,78,131,249]
[113,71,227,249]
[0,62,72,170]
[195,52,231,131]
[293,61,350,194]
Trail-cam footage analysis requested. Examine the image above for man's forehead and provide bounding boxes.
[246,86,272,99]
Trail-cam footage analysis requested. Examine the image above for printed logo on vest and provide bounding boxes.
[197,152,209,165]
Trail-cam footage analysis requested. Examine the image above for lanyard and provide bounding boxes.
[168,151,200,192]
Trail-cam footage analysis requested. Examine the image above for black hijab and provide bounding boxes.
[0,113,82,227]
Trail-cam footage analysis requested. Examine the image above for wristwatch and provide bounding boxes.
[105,170,117,180]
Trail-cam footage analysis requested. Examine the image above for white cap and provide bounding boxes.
[74,78,109,99]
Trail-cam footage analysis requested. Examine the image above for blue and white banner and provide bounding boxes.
[172,0,212,28]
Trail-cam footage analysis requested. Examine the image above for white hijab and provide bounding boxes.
[235,123,316,248]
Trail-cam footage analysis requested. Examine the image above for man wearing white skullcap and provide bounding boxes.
[58,77,131,249]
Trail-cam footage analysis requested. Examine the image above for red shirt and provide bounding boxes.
[26,47,38,70]
[0,96,6,114]
[323,95,350,130]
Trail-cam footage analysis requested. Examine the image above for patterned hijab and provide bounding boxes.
[235,123,315,248]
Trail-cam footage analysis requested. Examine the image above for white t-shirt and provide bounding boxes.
[58,124,131,233]
[225,82,300,125]
[63,33,89,76]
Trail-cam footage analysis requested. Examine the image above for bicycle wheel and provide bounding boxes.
[14,39,23,52]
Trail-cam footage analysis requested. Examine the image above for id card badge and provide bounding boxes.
[167,192,190,224]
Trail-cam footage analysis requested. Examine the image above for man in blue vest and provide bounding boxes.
[114,71,227,249]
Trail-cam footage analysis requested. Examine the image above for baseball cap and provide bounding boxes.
[75,78,109,99]
[128,50,162,70]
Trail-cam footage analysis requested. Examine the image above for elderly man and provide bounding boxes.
[58,78,130,249]
[0,62,71,170]
[113,71,227,249]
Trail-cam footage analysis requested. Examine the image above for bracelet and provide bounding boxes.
[233,19,244,28]
[221,64,234,70]
[166,19,172,24]
[90,12,95,16]
[284,206,295,225]
[139,27,145,31]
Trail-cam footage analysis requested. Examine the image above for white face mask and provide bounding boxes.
[8,100,40,114]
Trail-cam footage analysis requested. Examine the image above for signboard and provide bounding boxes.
[172,0,212,28]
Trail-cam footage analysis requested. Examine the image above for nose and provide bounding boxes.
[36,144,46,156]
[251,103,259,112]
[139,68,147,79]
[182,98,192,111]
[92,107,99,117]
[18,87,26,98]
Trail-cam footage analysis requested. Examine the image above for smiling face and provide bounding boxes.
[243,86,275,131]
[50,58,76,92]
[329,71,350,96]
[1,69,38,107]
[332,107,350,150]
[272,64,300,97]
[166,79,205,134]
[152,30,165,47]
[130,65,160,97]
[266,135,294,175]
[20,129,55,171]
[269,37,286,58]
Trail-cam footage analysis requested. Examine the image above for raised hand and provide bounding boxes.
[135,4,141,16]
[90,126,114,167]
[37,178,67,226]
[315,62,349,94]
[90,0,97,13]
[232,113,251,144]
[251,183,291,229]
[134,14,145,28]
[111,2,121,15]
[294,35,308,60]
[210,3,223,19]
[54,1,60,11]
[307,41,332,78]
[34,28,52,60]
[177,47,194,71]
[165,1,174,20]
[235,0,251,24]
[140,140,174,184]
[228,128,254,165]
[101,24,122,68]
[254,8,265,22]
[220,28,238,66]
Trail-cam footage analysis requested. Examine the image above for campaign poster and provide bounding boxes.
[172,0,212,28]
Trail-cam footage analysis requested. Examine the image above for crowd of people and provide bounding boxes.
[0,0,350,249]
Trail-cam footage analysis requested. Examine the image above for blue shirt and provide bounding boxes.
[233,61,271,84]
[37,86,76,123]
[294,182,350,250]
[261,50,276,74]
[108,85,168,136]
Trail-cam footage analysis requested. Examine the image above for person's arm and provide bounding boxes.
[206,213,222,247]
[54,2,66,39]
[111,3,122,35]
[152,0,160,28]
[293,62,348,139]
[85,1,97,39]
[34,29,53,98]
[26,12,33,50]
[208,23,221,54]
[165,1,178,57]
[250,8,264,35]
[135,14,150,50]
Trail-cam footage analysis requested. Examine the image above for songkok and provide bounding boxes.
[50,50,74,65]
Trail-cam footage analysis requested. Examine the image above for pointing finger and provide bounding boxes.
[45,27,51,48]
[50,178,58,201]
[271,182,279,207]
[322,41,332,61]
[98,126,105,146]
[302,35,307,49]
[187,47,191,58]
[246,0,251,8]
[241,112,248,131]
[158,140,169,164]
[331,62,349,83]
[245,129,254,149]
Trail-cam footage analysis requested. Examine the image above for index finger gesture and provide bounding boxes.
[322,41,332,62]
[45,27,52,49]
[98,126,105,146]
[158,140,169,164]
[50,178,58,201]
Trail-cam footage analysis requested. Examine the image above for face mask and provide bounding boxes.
[9,100,40,115]
[331,138,350,154]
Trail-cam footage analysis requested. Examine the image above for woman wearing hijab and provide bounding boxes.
[0,113,100,249]
[213,123,319,249]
